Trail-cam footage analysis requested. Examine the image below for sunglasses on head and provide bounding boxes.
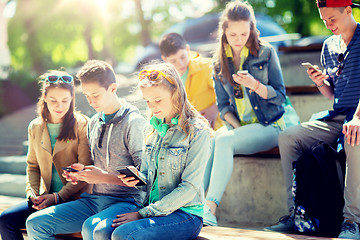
[234,84,243,99]
[139,70,175,85]
[46,75,73,83]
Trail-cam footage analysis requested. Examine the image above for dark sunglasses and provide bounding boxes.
[234,84,243,99]
[336,51,348,76]
[139,70,175,85]
[46,75,73,83]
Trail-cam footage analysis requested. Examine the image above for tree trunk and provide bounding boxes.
[19,0,45,74]
[134,0,151,47]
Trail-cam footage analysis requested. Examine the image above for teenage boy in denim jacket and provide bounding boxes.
[266,1,360,238]
[26,60,146,240]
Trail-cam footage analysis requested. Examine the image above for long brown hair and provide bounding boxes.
[138,62,211,138]
[37,70,77,141]
[213,0,261,85]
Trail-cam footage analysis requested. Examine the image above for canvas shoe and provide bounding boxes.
[203,204,218,226]
[264,215,295,233]
[338,220,360,239]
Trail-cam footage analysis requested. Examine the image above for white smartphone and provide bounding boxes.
[301,62,321,72]
[237,70,248,75]
[301,62,330,86]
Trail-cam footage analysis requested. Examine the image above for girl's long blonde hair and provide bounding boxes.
[139,62,211,137]
[213,0,261,85]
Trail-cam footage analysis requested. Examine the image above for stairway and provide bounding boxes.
[0,104,35,207]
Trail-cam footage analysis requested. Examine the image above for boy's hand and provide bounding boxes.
[343,116,360,146]
[112,212,142,227]
[200,104,219,129]
[71,165,106,184]
[62,163,84,185]
[307,66,329,86]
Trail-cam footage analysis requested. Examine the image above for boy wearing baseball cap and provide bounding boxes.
[265,1,360,238]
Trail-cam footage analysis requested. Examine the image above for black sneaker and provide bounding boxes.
[264,215,295,233]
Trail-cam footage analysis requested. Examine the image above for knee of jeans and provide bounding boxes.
[0,212,7,223]
[214,134,232,148]
[81,217,98,238]
[26,213,43,233]
[279,129,295,147]
[92,220,114,240]
[111,225,133,240]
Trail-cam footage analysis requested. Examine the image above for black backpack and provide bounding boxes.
[292,141,346,237]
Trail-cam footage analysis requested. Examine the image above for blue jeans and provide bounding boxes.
[203,123,281,205]
[26,193,139,240]
[0,200,36,240]
[111,209,202,240]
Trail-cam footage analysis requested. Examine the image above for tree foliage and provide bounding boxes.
[8,0,199,75]
[7,0,359,78]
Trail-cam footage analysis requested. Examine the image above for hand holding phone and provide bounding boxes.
[62,167,79,172]
[301,62,323,72]
[301,62,330,86]
[237,70,248,75]
[117,166,146,186]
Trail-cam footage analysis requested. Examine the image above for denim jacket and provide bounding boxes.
[138,118,211,218]
[213,43,286,125]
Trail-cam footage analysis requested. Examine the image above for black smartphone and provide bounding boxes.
[117,166,147,186]
[27,187,37,207]
[62,167,79,172]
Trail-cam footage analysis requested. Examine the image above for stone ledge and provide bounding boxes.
[217,154,288,227]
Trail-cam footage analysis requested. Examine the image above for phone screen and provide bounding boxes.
[117,167,147,186]
[62,167,79,172]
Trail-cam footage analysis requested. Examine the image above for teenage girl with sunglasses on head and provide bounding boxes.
[202,0,286,226]
[0,70,92,240]
[111,62,212,240]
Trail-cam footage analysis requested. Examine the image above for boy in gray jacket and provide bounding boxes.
[26,60,146,240]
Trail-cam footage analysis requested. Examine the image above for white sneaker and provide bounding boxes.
[203,204,218,226]
[338,220,360,239]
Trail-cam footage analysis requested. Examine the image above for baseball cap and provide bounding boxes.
[317,0,360,8]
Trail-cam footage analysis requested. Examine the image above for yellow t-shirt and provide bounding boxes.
[186,51,224,130]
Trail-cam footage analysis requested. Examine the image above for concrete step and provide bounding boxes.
[0,173,26,198]
[0,195,26,207]
[0,155,26,175]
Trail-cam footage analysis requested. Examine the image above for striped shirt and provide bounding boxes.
[321,23,360,114]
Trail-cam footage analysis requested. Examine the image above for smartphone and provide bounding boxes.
[237,70,248,75]
[27,187,37,207]
[117,166,147,186]
[301,62,321,72]
[301,62,330,86]
[29,187,37,198]
[62,167,79,172]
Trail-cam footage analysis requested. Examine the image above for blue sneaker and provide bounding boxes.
[264,215,295,233]
[338,220,360,239]
[203,205,218,226]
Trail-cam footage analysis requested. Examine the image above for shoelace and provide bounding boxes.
[279,215,292,224]
[342,221,357,234]
[204,205,211,214]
